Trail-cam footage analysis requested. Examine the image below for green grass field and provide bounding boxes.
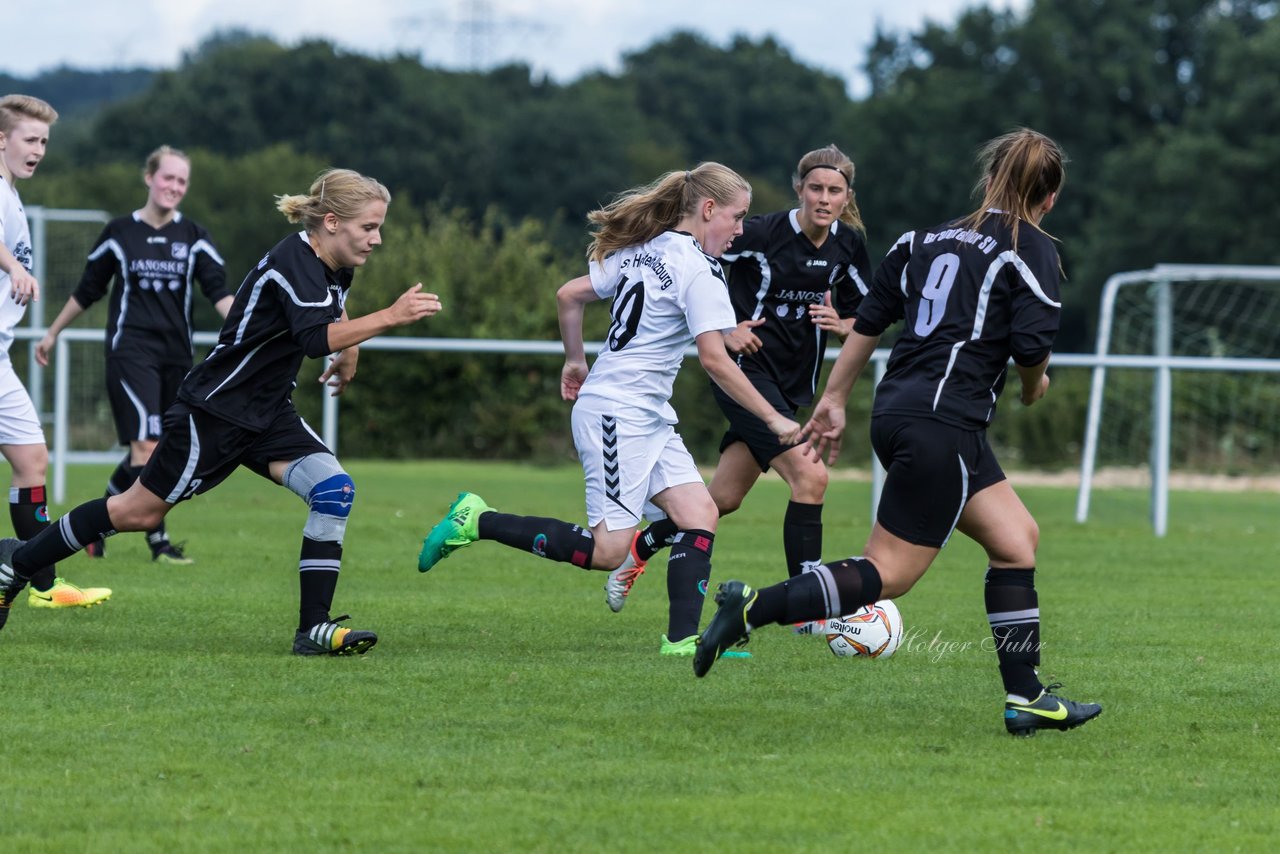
[4,461,1276,852]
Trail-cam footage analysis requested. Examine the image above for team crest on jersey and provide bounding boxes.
[171,242,190,260]
[829,265,844,284]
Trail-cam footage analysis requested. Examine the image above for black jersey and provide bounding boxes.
[73,212,229,364]
[721,209,870,408]
[855,213,1061,429]
[177,232,350,432]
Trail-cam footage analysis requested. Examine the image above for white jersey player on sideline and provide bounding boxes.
[417,162,804,656]
[0,93,110,623]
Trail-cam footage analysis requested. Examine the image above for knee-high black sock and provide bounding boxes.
[635,517,679,563]
[666,529,715,642]
[13,498,116,580]
[985,567,1044,699]
[747,556,883,628]
[105,456,135,497]
[9,485,56,591]
[298,537,341,632]
[477,512,596,568]
[783,500,823,577]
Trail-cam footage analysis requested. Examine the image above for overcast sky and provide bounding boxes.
[7,0,1027,97]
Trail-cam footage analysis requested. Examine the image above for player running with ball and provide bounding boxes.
[692,129,1103,737]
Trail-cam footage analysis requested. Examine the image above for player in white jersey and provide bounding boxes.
[0,94,110,628]
[418,163,802,655]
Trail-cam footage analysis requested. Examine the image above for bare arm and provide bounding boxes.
[213,294,234,320]
[0,243,38,306]
[557,275,597,401]
[697,330,799,441]
[1016,356,1050,405]
[800,329,880,465]
[34,296,89,366]
[324,283,441,353]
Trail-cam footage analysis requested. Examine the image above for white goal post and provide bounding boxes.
[1075,264,1280,536]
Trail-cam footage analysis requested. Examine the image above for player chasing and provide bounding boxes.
[417,163,798,656]
[615,144,871,598]
[691,129,1103,736]
[1,169,443,653]
[38,145,234,565]
[0,93,111,614]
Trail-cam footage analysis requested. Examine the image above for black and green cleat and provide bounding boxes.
[1004,683,1102,737]
[693,580,756,678]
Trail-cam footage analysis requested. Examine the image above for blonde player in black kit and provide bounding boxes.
[607,146,871,616]
[38,146,233,565]
[693,129,1103,736]
[1,169,443,654]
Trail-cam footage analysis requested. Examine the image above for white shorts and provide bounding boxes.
[0,364,45,445]
[571,396,702,531]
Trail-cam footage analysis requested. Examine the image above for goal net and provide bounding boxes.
[1076,264,1280,533]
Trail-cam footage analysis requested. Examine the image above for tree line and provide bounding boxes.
[13,0,1280,466]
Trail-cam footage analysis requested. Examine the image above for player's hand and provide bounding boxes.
[809,292,851,338]
[800,396,847,465]
[34,331,57,367]
[561,360,589,401]
[1021,373,1049,406]
[769,415,805,446]
[9,269,39,306]
[723,318,765,355]
[320,348,359,396]
[387,283,442,326]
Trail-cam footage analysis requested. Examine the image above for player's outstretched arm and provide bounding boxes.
[326,283,441,353]
[697,331,802,443]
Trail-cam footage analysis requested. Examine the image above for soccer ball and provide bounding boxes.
[793,600,903,659]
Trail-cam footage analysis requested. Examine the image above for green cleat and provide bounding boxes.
[418,492,491,572]
[661,633,750,659]
[693,580,756,677]
[1004,683,1102,737]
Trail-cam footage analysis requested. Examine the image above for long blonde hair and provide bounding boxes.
[586,162,751,263]
[959,128,1066,247]
[792,144,864,233]
[276,168,390,233]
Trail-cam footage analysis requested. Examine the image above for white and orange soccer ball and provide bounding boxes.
[794,600,904,659]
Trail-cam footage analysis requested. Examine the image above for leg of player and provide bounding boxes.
[693,523,936,677]
[278,454,376,657]
[1,441,111,610]
[84,452,136,559]
[1,480,168,631]
[126,439,193,565]
[958,481,1102,736]
[417,490,627,573]
[767,443,829,577]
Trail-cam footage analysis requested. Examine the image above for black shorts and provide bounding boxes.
[106,356,188,445]
[712,376,798,472]
[139,401,330,505]
[870,412,1006,548]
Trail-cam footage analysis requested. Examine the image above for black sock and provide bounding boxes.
[477,511,596,568]
[105,457,137,496]
[13,498,116,580]
[8,485,55,591]
[985,567,1044,699]
[635,517,679,562]
[298,537,341,632]
[666,529,715,642]
[782,500,823,577]
[747,556,882,628]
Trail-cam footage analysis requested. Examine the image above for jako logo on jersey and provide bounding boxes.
[697,580,709,595]
[532,534,548,557]
[806,259,829,268]
[146,236,167,245]
[171,242,190,260]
